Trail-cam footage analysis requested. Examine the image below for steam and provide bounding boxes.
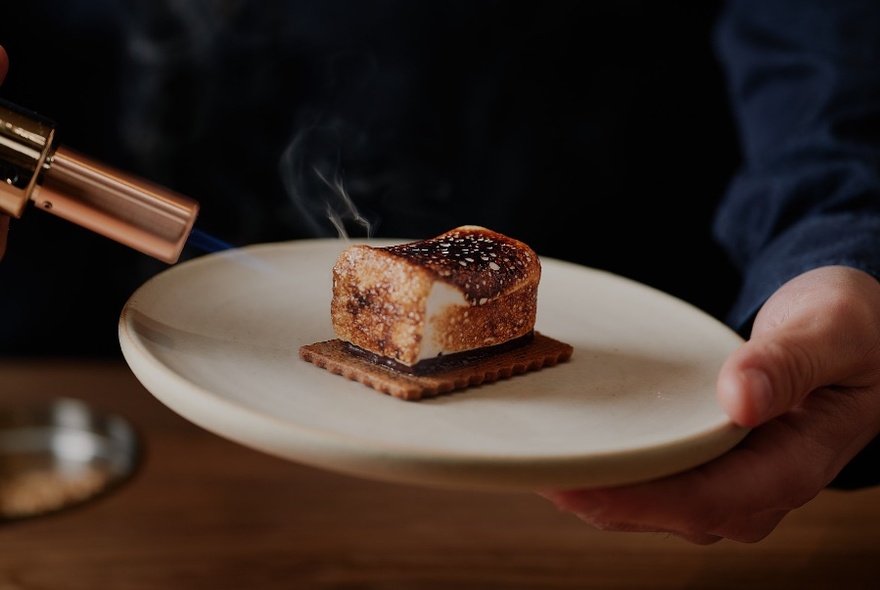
[311,167,372,238]
[278,115,377,241]
[118,0,386,247]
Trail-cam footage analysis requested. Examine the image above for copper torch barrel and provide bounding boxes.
[0,98,199,264]
[33,146,199,264]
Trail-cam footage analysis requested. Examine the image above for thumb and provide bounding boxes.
[716,266,880,427]
[716,333,812,428]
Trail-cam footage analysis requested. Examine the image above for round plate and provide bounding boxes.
[119,239,749,492]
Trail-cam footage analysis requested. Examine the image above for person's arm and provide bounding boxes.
[539,0,880,543]
[712,0,880,489]
[713,0,880,334]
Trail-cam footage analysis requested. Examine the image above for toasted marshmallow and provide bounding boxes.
[330,225,540,367]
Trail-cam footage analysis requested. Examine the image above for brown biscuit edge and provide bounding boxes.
[299,332,573,401]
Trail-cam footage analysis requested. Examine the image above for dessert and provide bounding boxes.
[299,225,572,400]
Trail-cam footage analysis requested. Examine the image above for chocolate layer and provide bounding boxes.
[345,331,536,376]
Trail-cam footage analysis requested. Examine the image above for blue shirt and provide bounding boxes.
[714,0,880,332]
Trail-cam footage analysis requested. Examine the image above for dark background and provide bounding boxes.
[0,0,741,357]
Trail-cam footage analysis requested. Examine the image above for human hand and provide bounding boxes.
[539,265,880,544]
[0,44,8,260]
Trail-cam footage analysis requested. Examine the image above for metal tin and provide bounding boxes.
[0,397,140,521]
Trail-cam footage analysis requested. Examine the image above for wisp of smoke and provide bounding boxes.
[279,116,376,240]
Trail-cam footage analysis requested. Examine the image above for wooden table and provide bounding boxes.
[0,360,877,589]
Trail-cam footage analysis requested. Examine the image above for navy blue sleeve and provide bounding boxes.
[712,0,880,334]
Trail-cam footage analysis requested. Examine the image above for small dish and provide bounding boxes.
[0,397,140,521]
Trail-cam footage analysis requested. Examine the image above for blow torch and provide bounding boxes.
[0,98,199,264]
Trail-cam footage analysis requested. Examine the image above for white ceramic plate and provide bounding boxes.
[119,239,749,492]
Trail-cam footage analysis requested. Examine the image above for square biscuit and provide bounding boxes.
[299,332,573,401]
